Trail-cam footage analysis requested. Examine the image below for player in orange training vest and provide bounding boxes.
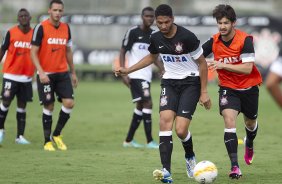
[0,8,35,145]
[202,4,262,179]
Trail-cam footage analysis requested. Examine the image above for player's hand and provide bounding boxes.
[114,67,129,77]
[71,73,78,88]
[208,60,223,72]
[199,92,212,110]
[121,76,131,88]
[39,72,50,84]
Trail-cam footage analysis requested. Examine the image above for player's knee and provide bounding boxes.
[63,100,74,109]
[142,100,152,109]
[175,127,187,139]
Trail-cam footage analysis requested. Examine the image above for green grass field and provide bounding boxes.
[0,80,281,184]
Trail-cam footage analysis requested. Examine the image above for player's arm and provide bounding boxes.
[153,56,165,77]
[119,47,131,87]
[30,24,50,83]
[266,71,282,108]
[189,34,211,109]
[116,53,158,76]
[209,36,254,74]
[66,25,78,88]
[197,54,211,110]
[266,59,282,108]
[0,31,10,62]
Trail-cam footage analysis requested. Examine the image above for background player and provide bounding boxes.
[0,8,34,145]
[120,6,163,149]
[266,53,282,108]
[30,0,78,151]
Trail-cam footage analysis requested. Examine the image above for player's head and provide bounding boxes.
[17,8,31,27]
[155,4,174,35]
[141,7,155,27]
[48,0,64,23]
[213,4,236,36]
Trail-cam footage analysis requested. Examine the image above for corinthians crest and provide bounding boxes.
[175,42,183,53]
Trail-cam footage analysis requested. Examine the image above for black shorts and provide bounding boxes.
[37,72,74,105]
[0,78,33,103]
[159,77,200,120]
[218,86,259,120]
[130,79,152,103]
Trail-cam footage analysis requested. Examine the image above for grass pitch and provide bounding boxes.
[0,80,281,184]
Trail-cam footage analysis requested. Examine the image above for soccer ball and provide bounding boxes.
[193,160,218,184]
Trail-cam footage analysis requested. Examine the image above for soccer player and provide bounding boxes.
[202,4,262,179]
[30,0,78,151]
[116,4,211,183]
[120,7,163,149]
[0,8,34,145]
[266,53,282,109]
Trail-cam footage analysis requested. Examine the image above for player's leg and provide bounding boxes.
[123,79,143,148]
[52,72,75,150]
[139,80,158,148]
[219,87,242,179]
[37,74,56,151]
[0,79,17,144]
[241,86,259,165]
[153,110,174,183]
[15,81,33,144]
[153,84,176,183]
[123,102,143,148]
[175,82,200,178]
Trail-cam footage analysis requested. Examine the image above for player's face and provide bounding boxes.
[156,16,174,35]
[217,17,235,37]
[48,3,64,23]
[142,10,155,27]
[17,10,31,27]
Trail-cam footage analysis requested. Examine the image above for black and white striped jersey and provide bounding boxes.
[122,26,153,82]
[148,24,203,79]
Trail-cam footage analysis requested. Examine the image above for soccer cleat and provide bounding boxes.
[185,156,196,178]
[123,140,144,148]
[244,146,254,165]
[44,141,56,151]
[153,168,173,183]
[146,141,159,149]
[229,166,242,179]
[244,137,254,165]
[53,135,67,150]
[15,135,31,144]
[0,129,4,144]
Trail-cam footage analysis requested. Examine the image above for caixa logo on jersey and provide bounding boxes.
[218,56,240,64]
[161,54,189,62]
[14,41,31,49]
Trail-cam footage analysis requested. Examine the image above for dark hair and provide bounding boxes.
[155,4,173,17]
[212,4,236,22]
[18,8,29,14]
[49,0,64,8]
[142,6,154,15]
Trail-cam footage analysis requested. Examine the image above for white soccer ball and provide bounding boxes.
[193,160,218,184]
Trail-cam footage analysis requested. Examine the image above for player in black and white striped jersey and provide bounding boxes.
[116,4,211,183]
[119,7,163,149]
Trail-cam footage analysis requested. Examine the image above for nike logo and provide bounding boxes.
[138,36,143,39]
[51,48,61,52]
[253,114,257,118]
[170,141,173,144]
[224,139,235,143]
[159,45,164,48]
[16,52,27,56]
[182,110,189,114]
